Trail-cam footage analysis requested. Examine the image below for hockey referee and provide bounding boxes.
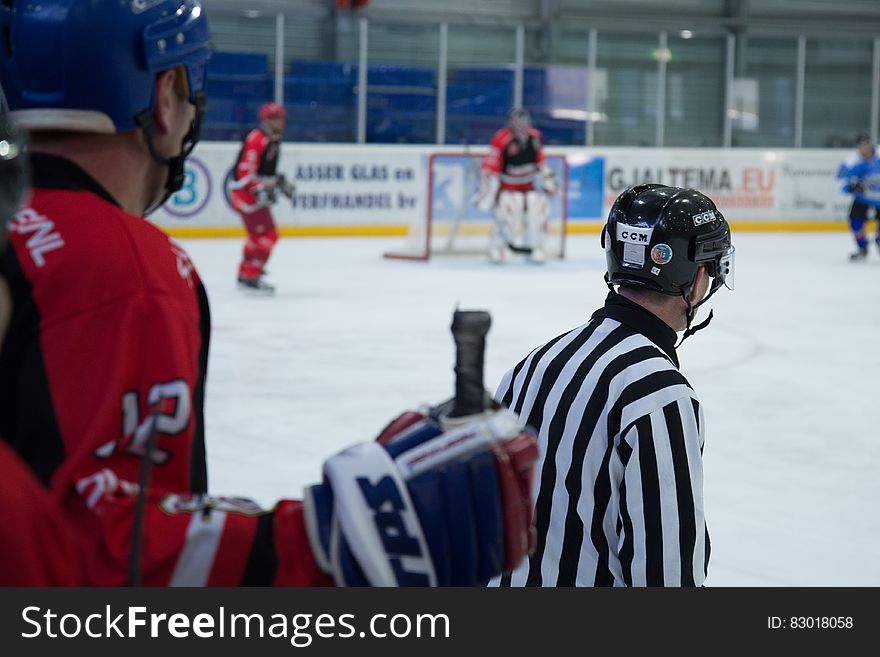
[490,184,734,587]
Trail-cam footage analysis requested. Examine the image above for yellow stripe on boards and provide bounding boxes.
[161,225,411,239]
[161,221,862,239]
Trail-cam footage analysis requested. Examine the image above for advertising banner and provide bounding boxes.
[151,143,855,233]
[597,148,850,223]
[154,143,425,229]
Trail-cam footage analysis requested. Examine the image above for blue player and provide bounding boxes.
[837,133,880,261]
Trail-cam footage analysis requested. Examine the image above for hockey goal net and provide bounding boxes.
[384,151,568,261]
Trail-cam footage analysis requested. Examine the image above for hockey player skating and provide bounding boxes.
[228,101,294,293]
[490,185,734,586]
[473,109,558,264]
[837,133,880,261]
[0,0,538,586]
[0,113,84,585]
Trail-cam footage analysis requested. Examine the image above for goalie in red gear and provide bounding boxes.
[229,101,291,293]
[0,0,538,587]
[473,108,558,264]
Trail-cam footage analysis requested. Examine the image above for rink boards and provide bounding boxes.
[151,142,860,237]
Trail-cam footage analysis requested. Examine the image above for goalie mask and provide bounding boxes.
[507,108,531,143]
[602,184,735,337]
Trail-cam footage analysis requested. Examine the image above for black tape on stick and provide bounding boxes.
[449,309,491,418]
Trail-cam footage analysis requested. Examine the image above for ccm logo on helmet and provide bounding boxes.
[616,224,653,244]
[693,211,716,226]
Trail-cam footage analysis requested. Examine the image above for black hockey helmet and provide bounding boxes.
[855,132,872,146]
[602,184,734,318]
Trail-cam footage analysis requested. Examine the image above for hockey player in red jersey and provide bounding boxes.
[0,0,538,587]
[473,108,559,264]
[0,442,84,585]
[0,113,84,586]
[229,102,294,293]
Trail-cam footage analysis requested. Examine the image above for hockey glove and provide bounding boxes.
[276,174,295,199]
[537,166,559,196]
[473,170,501,212]
[845,181,866,195]
[254,184,278,207]
[303,407,538,586]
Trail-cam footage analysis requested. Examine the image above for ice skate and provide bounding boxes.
[238,274,276,295]
[849,248,868,261]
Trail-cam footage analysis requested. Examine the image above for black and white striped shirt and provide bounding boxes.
[491,291,709,587]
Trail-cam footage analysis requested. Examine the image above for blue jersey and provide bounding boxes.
[837,149,880,207]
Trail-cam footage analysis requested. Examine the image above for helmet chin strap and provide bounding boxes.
[135,110,186,215]
[676,281,721,347]
[135,93,204,216]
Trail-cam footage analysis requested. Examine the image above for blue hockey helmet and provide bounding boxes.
[0,0,210,134]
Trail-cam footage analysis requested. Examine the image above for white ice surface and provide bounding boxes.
[178,231,880,587]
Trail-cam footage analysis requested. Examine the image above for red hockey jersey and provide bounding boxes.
[481,126,547,192]
[0,154,329,586]
[0,440,83,585]
[230,128,281,212]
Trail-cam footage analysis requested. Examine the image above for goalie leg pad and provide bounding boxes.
[496,190,526,227]
[524,191,550,249]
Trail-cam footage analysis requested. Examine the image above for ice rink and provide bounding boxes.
[178,230,880,587]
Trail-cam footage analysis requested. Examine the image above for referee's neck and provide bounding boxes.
[617,286,685,333]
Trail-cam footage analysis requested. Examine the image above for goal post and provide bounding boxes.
[384,151,568,261]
